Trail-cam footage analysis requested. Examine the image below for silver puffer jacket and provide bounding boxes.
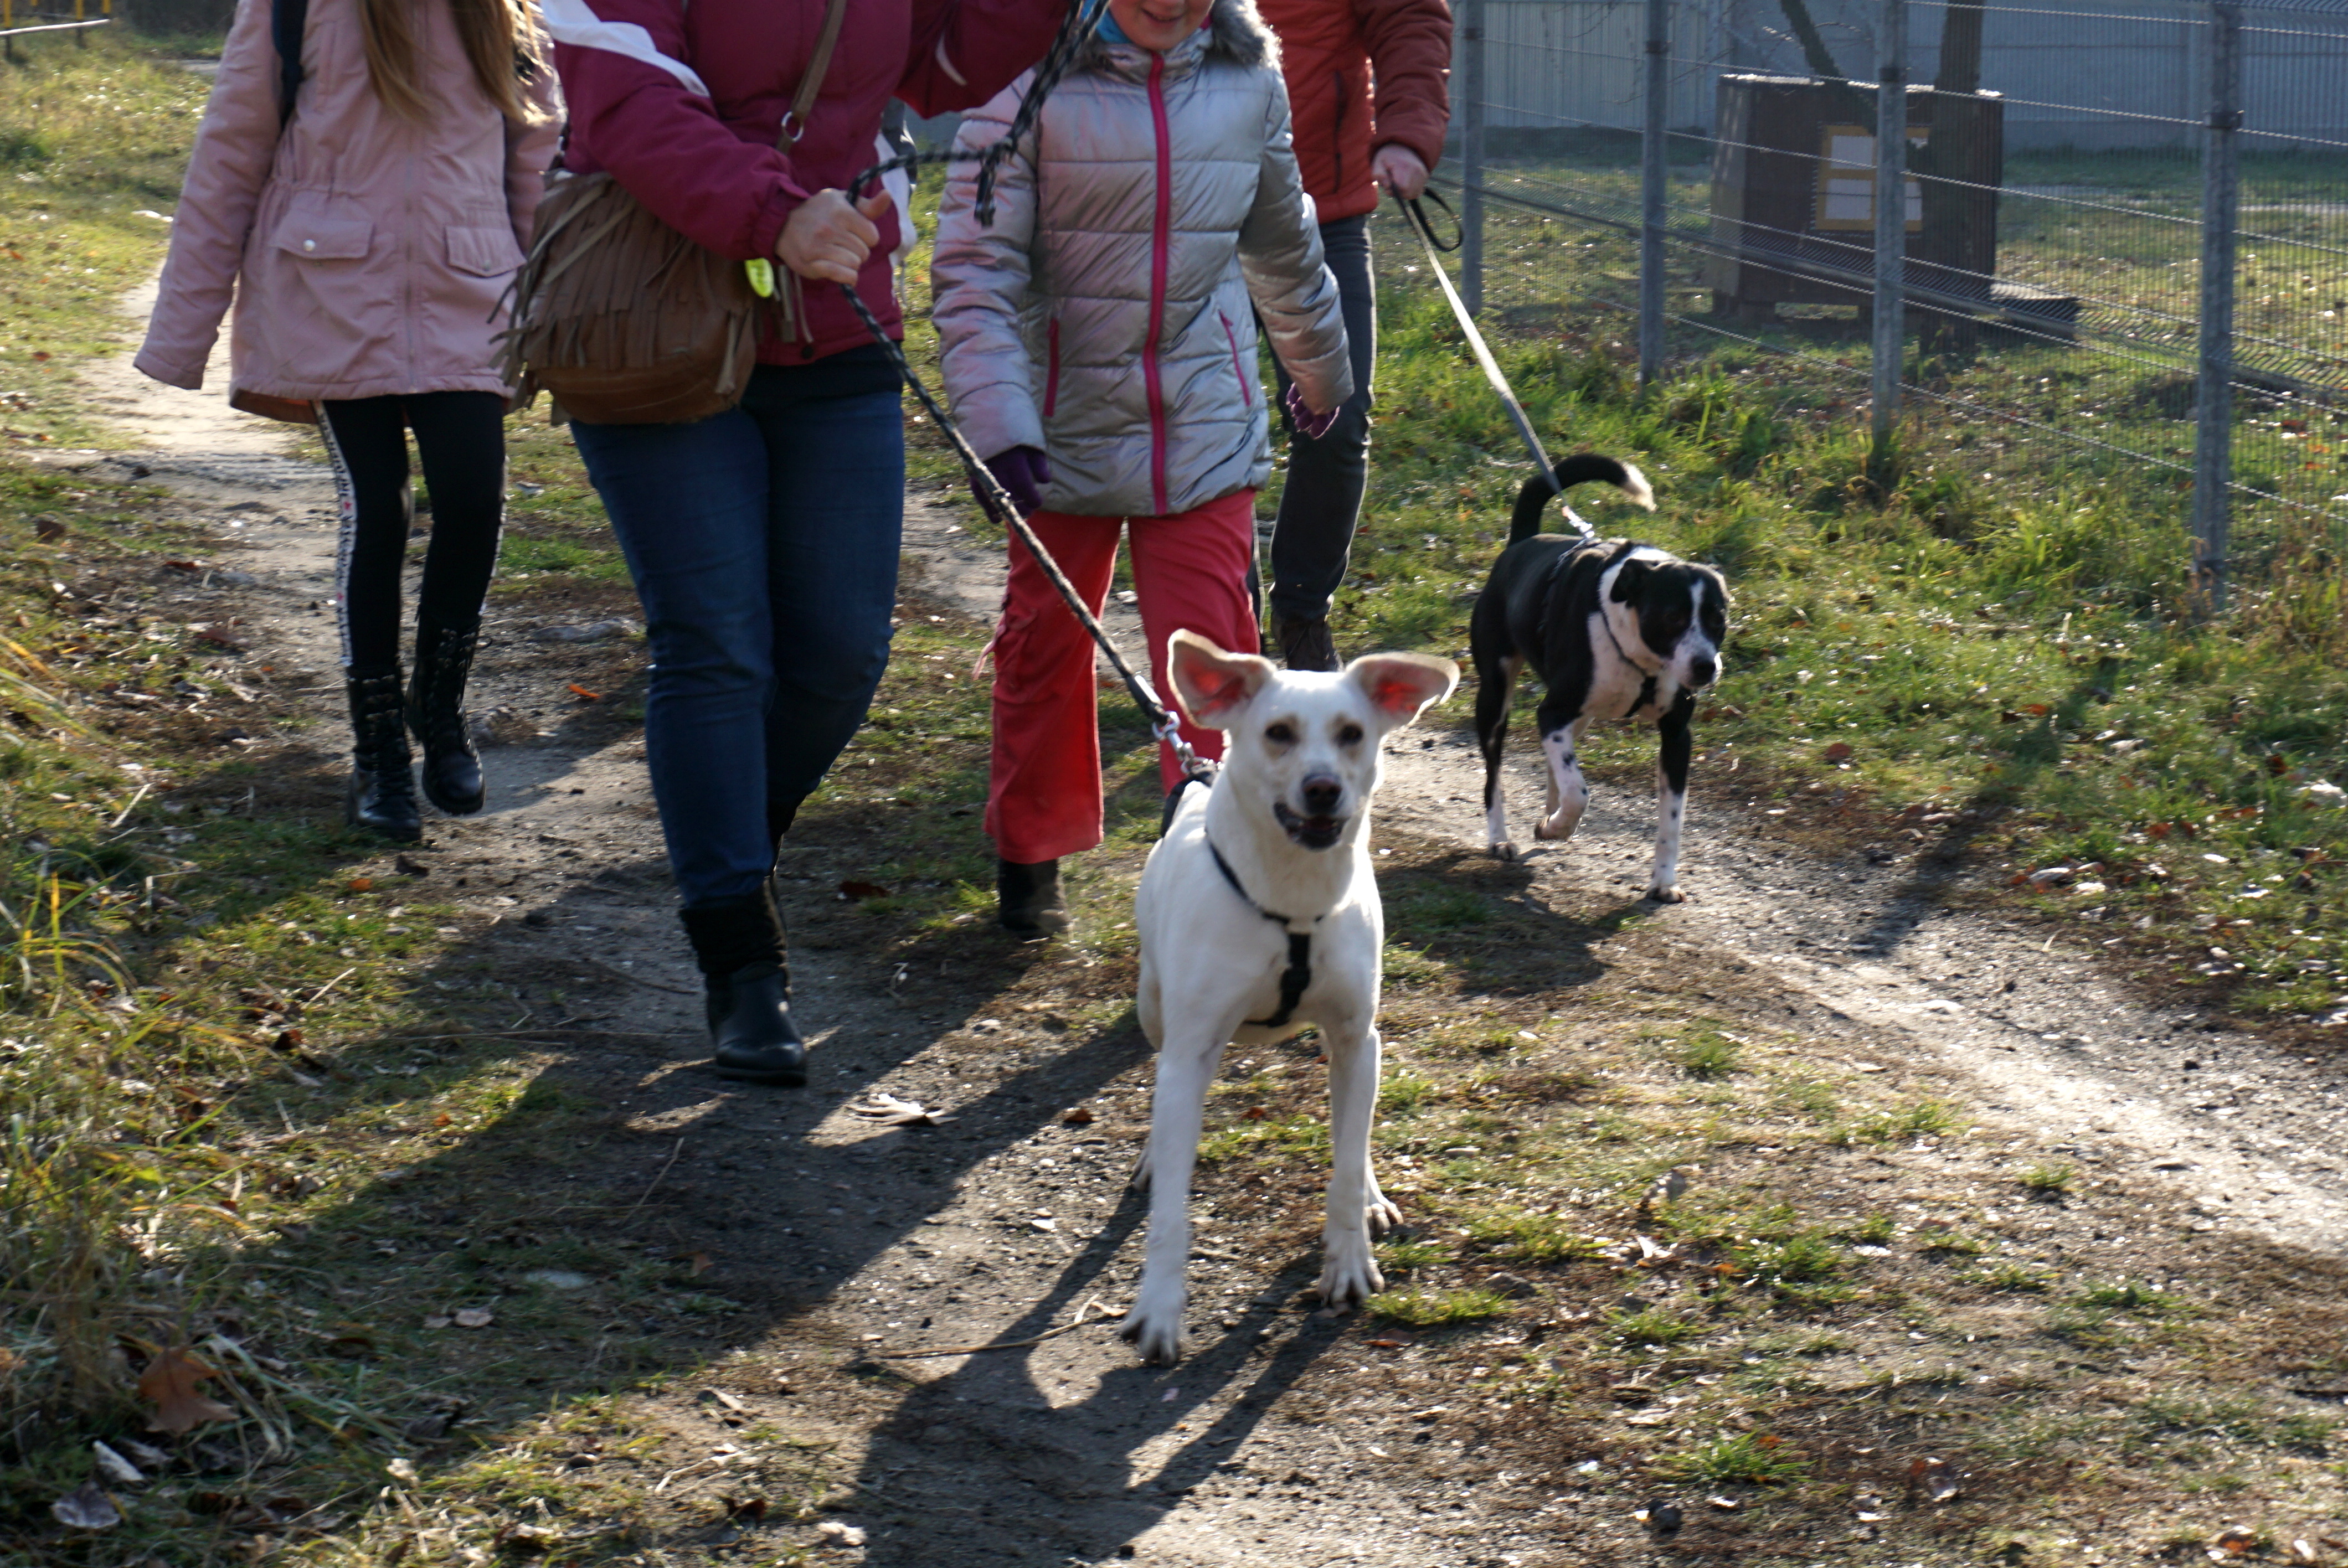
[932,0,1352,519]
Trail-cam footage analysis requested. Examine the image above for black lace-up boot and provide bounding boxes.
[406,618,485,816]
[345,666,421,842]
[679,885,806,1086]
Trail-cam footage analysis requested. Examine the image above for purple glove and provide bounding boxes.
[980,446,1051,517]
[1285,382,1340,441]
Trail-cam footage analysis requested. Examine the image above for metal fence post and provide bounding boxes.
[2192,1,2243,615]
[1870,0,1907,447]
[1461,0,1486,317]
[1639,0,1670,385]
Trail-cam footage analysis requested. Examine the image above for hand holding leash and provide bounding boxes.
[982,446,1051,517]
[777,187,892,286]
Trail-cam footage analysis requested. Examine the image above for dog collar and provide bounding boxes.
[1206,835,1316,1030]
[1598,611,1663,718]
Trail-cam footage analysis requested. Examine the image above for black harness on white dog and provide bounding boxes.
[1207,838,1316,1030]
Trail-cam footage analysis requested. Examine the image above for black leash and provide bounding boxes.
[1208,839,1316,1029]
[1394,188,1594,540]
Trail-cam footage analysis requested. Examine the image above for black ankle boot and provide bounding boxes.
[346,666,421,842]
[407,618,485,816]
[680,888,806,1085]
[997,858,1067,938]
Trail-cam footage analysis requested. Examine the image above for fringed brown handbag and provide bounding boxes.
[502,0,846,425]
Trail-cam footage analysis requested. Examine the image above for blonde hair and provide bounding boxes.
[360,0,542,123]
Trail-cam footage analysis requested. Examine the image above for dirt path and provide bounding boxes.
[46,295,2348,1565]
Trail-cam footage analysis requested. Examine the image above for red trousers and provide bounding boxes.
[986,490,1260,865]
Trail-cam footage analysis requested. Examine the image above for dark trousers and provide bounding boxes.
[572,366,903,910]
[317,391,507,669]
[1266,213,1376,625]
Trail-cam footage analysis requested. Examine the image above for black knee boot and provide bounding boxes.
[408,618,485,816]
[346,666,421,842]
[997,858,1067,938]
[679,886,806,1086]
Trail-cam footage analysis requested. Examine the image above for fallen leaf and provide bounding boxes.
[434,1113,451,1127]
[847,1092,951,1127]
[394,854,429,876]
[347,877,373,893]
[1061,1106,1094,1127]
[1242,1105,1268,1121]
[50,1480,120,1530]
[1366,1337,1409,1349]
[836,879,890,901]
[451,1308,493,1329]
[2023,702,2051,716]
[2215,1528,2258,1555]
[706,1388,749,1412]
[816,1520,867,1547]
[726,1495,769,1520]
[423,1314,452,1330]
[138,1347,235,1435]
[567,683,601,702]
[1910,1454,1960,1502]
[32,350,50,362]
[1822,741,1853,764]
[1707,1494,1743,1512]
[91,1440,145,1486]
[686,1253,713,1278]
[33,517,67,542]
[1624,1410,1672,1426]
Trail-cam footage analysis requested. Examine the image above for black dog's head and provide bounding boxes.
[1608,553,1730,690]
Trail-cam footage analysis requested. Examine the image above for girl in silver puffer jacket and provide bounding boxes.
[934,0,1352,937]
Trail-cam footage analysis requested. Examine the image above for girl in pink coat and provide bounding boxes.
[138,0,562,842]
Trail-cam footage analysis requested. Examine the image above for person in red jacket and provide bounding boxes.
[1255,0,1452,670]
[544,0,1066,1086]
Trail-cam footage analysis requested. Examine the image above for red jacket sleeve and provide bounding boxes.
[553,11,807,261]
[898,0,1072,119]
[1355,0,1453,172]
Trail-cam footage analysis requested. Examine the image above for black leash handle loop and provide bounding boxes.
[1400,188,1463,254]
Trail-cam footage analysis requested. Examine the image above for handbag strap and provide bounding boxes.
[778,0,851,147]
[272,0,310,131]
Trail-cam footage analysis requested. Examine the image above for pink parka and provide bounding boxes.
[136,0,563,406]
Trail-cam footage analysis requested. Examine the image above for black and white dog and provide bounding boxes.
[1470,454,1729,901]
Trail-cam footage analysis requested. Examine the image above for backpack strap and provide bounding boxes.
[272,0,310,131]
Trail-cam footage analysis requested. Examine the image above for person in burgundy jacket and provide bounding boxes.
[544,0,1067,1086]
[1255,0,1451,670]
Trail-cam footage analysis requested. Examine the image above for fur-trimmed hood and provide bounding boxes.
[1075,0,1276,79]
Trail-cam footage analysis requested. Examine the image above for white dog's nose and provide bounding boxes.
[1300,774,1343,816]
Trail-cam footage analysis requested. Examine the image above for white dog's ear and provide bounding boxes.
[1345,652,1459,726]
[1167,629,1275,728]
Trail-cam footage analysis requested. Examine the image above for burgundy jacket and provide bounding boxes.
[545,0,1067,363]
[1257,0,1451,223]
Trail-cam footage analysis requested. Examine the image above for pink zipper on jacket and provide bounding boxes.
[1143,51,1173,517]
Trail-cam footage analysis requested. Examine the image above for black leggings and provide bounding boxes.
[318,392,506,670]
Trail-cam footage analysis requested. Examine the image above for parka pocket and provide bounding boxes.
[1042,316,1062,418]
[1218,312,1253,409]
[270,195,373,262]
[446,225,526,278]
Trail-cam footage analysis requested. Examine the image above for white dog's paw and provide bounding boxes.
[1646,881,1686,904]
[1118,1296,1187,1365]
[1366,1189,1404,1236]
[1488,839,1518,862]
[1534,814,1578,843]
[1315,1247,1386,1311]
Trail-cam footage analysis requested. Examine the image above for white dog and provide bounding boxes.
[1119,630,1458,1365]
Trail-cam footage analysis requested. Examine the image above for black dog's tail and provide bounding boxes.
[1507,453,1657,544]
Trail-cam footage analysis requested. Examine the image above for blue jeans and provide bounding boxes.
[574,367,903,909]
[1267,214,1376,623]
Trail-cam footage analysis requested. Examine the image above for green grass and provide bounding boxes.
[1654,1431,1811,1486]
[1607,1306,1698,1346]
[1366,1287,1513,1328]
[2019,1160,2079,1194]
[1669,1026,1742,1080]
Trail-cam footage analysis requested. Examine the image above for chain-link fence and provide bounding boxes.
[1441,0,2348,606]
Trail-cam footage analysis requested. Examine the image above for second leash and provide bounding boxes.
[1396,189,1593,539]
